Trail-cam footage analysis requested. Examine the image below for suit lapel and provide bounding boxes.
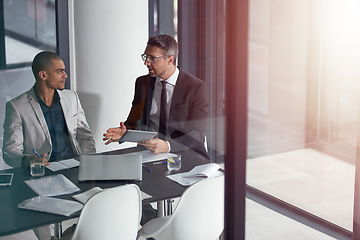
[169,70,185,120]
[58,90,75,140]
[58,90,69,122]
[144,76,156,126]
[28,88,52,143]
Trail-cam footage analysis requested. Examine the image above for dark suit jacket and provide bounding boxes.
[125,69,209,159]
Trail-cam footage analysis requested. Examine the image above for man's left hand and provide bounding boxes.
[138,138,169,154]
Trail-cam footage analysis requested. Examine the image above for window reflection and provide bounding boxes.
[3,0,56,65]
[247,0,360,231]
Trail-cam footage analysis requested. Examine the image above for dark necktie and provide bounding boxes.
[159,81,167,137]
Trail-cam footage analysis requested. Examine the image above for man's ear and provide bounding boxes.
[39,71,47,80]
[168,56,175,65]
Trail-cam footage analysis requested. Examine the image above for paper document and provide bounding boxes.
[167,163,223,186]
[141,191,152,200]
[123,150,177,163]
[47,159,80,172]
[18,196,83,216]
[182,163,220,178]
[72,187,102,204]
[72,186,152,204]
[25,174,80,196]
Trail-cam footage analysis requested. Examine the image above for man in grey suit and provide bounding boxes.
[103,34,209,159]
[2,51,96,239]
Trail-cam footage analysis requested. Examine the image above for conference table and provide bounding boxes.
[0,146,210,237]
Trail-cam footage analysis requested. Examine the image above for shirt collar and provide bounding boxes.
[33,86,61,106]
[156,67,179,86]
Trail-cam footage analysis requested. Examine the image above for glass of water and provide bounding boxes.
[167,154,181,172]
[30,159,45,177]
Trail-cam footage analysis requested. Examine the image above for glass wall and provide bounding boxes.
[2,0,56,67]
[246,0,360,235]
[0,0,57,169]
[1,0,359,238]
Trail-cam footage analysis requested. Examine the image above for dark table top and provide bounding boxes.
[0,146,209,236]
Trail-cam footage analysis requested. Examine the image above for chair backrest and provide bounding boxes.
[71,184,141,240]
[157,175,224,240]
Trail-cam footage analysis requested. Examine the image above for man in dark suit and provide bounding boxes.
[103,34,209,159]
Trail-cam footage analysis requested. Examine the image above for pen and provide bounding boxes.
[153,161,167,165]
[32,149,42,159]
[142,164,152,172]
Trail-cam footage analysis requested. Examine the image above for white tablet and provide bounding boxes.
[0,173,13,186]
[120,130,157,142]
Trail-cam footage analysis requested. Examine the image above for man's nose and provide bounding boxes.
[144,59,151,66]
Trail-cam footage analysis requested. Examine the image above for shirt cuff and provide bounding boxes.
[166,141,171,152]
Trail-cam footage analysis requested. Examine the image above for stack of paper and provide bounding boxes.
[25,174,80,196]
[18,196,83,216]
[20,174,82,216]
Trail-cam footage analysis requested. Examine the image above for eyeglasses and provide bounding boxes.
[141,54,169,63]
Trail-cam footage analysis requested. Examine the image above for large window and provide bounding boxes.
[246,0,360,237]
[172,0,360,238]
[0,0,58,169]
[1,0,56,68]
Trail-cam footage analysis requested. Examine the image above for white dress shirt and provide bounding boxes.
[149,67,179,151]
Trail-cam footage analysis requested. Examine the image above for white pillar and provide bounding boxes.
[68,0,149,153]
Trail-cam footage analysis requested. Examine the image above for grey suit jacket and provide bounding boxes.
[2,87,96,167]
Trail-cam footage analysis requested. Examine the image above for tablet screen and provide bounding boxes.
[120,130,157,142]
[0,173,13,186]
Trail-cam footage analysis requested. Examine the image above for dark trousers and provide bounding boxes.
[141,203,157,226]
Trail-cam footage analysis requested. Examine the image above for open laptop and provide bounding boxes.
[78,154,142,181]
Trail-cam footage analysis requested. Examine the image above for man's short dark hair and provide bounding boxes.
[147,34,179,65]
[32,51,62,80]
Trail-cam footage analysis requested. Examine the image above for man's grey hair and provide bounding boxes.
[147,34,179,65]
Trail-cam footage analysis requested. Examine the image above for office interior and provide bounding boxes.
[1,0,360,239]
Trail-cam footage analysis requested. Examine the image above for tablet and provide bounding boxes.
[120,129,157,142]
[0,173,13,186]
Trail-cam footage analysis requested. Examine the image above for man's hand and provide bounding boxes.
[23,153,49,166]
[103,122,127,145]
[138,138,169,154]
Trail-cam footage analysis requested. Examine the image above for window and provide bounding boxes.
[0,0,59,170]
[246,0,359,237]
[1,0,56,68]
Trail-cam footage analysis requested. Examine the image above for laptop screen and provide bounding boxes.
[78,154,142,181]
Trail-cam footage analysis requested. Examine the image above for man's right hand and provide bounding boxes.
[103,122,127,145]
[23,153,49,166]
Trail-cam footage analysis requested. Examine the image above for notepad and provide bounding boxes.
[46,159,80,172]
[182,163,221,178]
[167,163,223,186]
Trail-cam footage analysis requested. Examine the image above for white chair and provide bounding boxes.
[64,184,142,240]
[139,175,224,240]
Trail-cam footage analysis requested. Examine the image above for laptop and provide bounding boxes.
[78,154,142,181]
